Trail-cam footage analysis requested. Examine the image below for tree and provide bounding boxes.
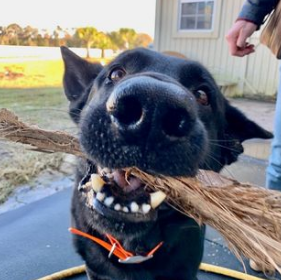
[75,27,99,58]
[5,23,22,45]
[119,28,137,49]
[107,28,138,50]
[19,25,38,46]
[107,31,124,51]
[94,32,113,58]
[133,33,153,48]
[0,26,8,45]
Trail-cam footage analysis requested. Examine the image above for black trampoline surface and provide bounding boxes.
[0,156,280,280]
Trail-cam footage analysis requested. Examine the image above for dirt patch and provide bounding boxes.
[0,66,24,80]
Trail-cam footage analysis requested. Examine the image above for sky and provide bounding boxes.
[0,0,157,38]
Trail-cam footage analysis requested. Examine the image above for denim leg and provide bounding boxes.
[266,64,281,190]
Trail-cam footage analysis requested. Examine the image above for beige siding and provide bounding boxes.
[154,0,279,97]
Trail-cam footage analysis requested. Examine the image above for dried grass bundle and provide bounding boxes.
[1,108,281,272]
[0,108,84,158]
[127,168,281,273]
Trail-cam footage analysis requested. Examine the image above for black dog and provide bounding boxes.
[61,47,272,280]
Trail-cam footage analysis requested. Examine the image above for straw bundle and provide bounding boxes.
[1,108,281,272]
[0,108,84,157]
[127,168,281,273]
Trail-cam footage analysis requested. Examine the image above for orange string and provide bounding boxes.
[69,227,163,261]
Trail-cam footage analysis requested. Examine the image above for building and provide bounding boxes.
[154,0,279,98]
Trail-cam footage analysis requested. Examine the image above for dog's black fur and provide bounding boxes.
[61,47,272,280]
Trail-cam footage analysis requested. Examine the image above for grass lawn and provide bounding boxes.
[0,60,64,88]
[0,87,72,129]
[0,57,110,88]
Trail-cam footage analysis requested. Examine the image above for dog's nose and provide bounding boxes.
[106,76,196,140]
[107,92,144,129]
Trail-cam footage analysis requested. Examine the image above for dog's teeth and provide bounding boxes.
[96,192,105,202]
[130,202,139,213]
[104,196,114,207]
[106,173,114,179]
[99,167,114,179]
[150,191,167,209]
[114,204,121,211]
[142,204,151,214]
[91,174,105,193]
[122,206,129,213]
[85,182,92,187]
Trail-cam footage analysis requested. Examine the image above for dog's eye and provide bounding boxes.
[109,67,126,82]
[195,90,209,106]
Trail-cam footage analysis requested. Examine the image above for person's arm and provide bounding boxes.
[226,0,278,57]
[238,0,279,27]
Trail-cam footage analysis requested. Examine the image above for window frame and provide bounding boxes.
[174,0,222,38]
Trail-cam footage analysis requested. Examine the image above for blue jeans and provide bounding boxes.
[266,65,281,190]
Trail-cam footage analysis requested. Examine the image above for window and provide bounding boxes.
[179,0,215,31]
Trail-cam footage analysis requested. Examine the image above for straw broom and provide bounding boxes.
[127,168,281,273]
[1,108,280,272]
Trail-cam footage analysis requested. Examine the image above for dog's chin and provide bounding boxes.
[79,163,167,223]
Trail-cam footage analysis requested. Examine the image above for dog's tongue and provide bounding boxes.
[113,170,143,193]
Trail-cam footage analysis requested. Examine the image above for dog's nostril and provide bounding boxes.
[111,96,143,126]
[162,108,190,138]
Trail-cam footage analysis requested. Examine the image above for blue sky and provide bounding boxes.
[0,0,157,38]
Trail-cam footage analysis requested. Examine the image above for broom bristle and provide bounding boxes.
[127,168,281,273]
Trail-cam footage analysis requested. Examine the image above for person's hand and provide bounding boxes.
[226,20,258,57]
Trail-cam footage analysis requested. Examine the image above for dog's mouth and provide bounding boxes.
[79,165,167,222]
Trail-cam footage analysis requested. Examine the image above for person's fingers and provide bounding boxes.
[226,20,257,57]
[238,45,255,56]
[229,44,255,57]
[226,31,240,55]
[237,28,248,48]
[237,24,257,48]
[228,40,239,56]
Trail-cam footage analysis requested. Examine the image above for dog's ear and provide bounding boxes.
[225,103,273,141]
[60,46,103,123]
[220,103,273,165]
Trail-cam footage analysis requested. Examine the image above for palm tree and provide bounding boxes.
[75,27,99,58]
[119,28,137,49]
[5,23,22,45]
[95,32,113,58]
[0,26,9,45]
[108,31,124,51]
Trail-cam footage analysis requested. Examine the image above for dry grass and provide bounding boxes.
[0,147,64,203]
[0,87,75,204]
[129,168,281,273]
